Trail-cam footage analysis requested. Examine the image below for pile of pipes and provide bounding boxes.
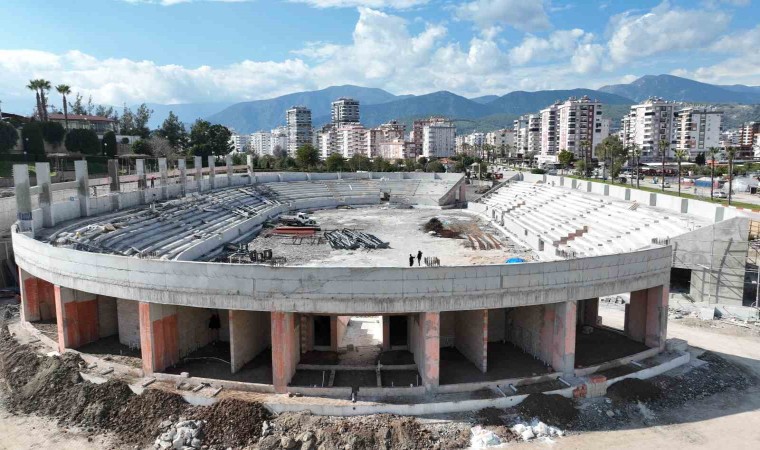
[324,229,389,250]
[423,256,441,267]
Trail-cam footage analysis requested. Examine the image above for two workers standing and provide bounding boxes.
[409,250,423,267]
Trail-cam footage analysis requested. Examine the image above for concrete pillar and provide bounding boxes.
[138,302,179,375]
[299,314,314,354]
[226,153,233,181]
[12,164,32,231]
[382,316,391,351]
[550,301,576,376]
[158,158,168,199]
[246,154,255,183]
[194,156,203,191]
[107,159,120,210]
[645,285,669,350]
[208,156,216,190]
[625,289,649,343]
[454,309,488,373]
[54,285,99,353]
[19,269,55,322]
[74,160,90,217]
[229,310,270,373]
[136,159,147,204]
[178,159,187,196]
[412,312,439,391]
[330,316,339,352]
[271,312,300,393]
[35,162,53,228]
[581,298,599,326]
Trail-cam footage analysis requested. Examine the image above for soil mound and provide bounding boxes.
[423,217,445,233]
[110,388,190,445]
[189,398,271,449]
[607,378,662,404]
[518,393,578,427]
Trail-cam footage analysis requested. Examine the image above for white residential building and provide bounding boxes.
[286,106,312,156]
[317,124,338,159]
[336,123,368,158]
[421,119,456,158]
[720,129,741,148]
[270,126,288,155]
[331,98,360,125]
[621,98,677,162]
[378,139,406,160]
[486,129,514,154]
[367,120,405,158]
[251,131,272,156]
[540,103,560,163]
[675,107,722,158]
[229,133,251,153]
[514,114,541,157]
[556,96,607,160]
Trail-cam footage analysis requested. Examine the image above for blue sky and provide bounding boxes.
[1,0,758,113]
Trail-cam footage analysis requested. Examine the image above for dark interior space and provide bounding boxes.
[671,267,692,293]
[314,315,331,347]
[389,315,407,346]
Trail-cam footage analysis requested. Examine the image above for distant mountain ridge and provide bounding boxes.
[598,74,760,104]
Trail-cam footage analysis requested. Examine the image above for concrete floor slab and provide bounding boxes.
[439,342,552,385]
[575,326,650,368]
[164,342,272,384]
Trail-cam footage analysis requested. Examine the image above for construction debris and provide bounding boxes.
[325,229,389,250]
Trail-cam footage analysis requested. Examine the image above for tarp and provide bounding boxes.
[506,257,525,264]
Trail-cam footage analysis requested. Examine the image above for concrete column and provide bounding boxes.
[54,285,99,353]
[194,156,203,191]
[74,160,90,217]
[299,314,314,354]
[12,164,32,231]
[136,159,147,204]
[246,154,255,184]
[19,269,55,322]
[382,316,391,351]
[177,159,187,196]
[454,309,488,373]
[330,316,338,352]
[107,159,120,210]
[158,158,168,199]
[411,312,439,391]
[625,290,649,343]
[226,154,233,181]
[271,312,300,393]
[35,162,54,228]
[645,285,669,350]
[207,156,216,190]
[138,302,179,375]
[550,301,576,376]
[581,298,599,326]
[229,310,270,373]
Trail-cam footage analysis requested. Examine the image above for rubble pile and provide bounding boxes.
[154,419,205,450]
[607,378,663,404]
[111,388,190,445]
[518,393,579,428]
[188,398,271,449]
[510,419,564,442]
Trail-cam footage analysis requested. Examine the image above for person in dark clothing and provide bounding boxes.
[409,254,414,267]
[150,176,155,188]
[209,312,221,344]
[417,250,423,266]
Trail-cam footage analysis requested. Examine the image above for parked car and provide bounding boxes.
[715,191,728,199]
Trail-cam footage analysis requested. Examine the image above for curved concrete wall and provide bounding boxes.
[13,230,671,314]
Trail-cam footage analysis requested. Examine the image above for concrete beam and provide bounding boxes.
[35,162,54,228]
[271,311,299,393]
[74,160,90,217]
[178,159,187,196]
[194,156,203,191]
[54,285,99,353]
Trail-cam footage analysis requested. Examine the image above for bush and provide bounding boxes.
[102,131,117,157]
[131,139,152,156]
[530,168,546,174]
[21,122,45,156]
[41,122,65,147]
[0,121,19,154]
[64,128,100,155]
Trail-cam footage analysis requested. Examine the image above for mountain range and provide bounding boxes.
[144,75,759,134]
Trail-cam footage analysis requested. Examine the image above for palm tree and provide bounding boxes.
[26,80,42,120]
[707,146,719,200]
[674,149,688,197]
[56,84,71,130]
[580,139,591,178]
[724,146,737,206]
[38,79,51,121]
[659,138,670,192]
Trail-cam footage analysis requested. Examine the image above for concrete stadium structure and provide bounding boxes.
[11,158,680,401]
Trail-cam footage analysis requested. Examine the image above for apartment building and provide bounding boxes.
[621,98,677,162]
[739,121,760,158]
[422,119,456,158]
[556,96,607,160]
[271,126,288,155]
[514,114,541,157]
[674,108,722,158]
[539,103,560,163]
[286,106,313,156]
[251,131,272,156]
[486,129,515,156]
[229,133,251,153]
[367,120,405,158]
[331,98,360,125]
[317,124,338,159]
[336,123,368,158]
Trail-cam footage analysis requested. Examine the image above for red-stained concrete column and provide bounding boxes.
[582,298,599,326]
[625,289,649,343]
[382,316,391,351]
[420,312,440,391]
[54,286,99,353]
[645,285,669,350]
[19,270,57,323]
[299,314,313,354]
[138,302,179,375]
[271,312,299,393]
[551,301,577,376]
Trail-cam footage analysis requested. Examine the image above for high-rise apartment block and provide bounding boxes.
[286,106,313,156]
[556,96,606,160]
[674,107,722,158]
[739,121,760,157]
[251,131,272,156]
[620,98,677,162]
[421,118,456,158]
[514,114,541,157]
[331,98,360,125]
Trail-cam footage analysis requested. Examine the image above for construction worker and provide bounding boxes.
[409,254,414,267]
[417,250,423,266]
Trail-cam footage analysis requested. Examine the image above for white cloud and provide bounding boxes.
[122,0,250,5]
[509,29,588,65]
[456,0,551,31]
[607,2,731,64]
[287,0,428,8]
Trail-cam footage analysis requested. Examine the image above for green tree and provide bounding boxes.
[133,104,153,139]
[27,80,43,121]
[557,150,575,175]
[427,160,445,173]
[0,121,19,154]
[295,144,320,169]
[348,154,372,171]
[188,119,232,157]
[132,139,153,155]
[694,152,706,166]
[403,158,418,172]
[630,145,642,188]
[55,84,71,129]
[158,111,188,150]
[595,136,624,183]
[707,147,720,200]
[579,140,591,177]
[325,152,346,172]
[41,122,65,147]
[119,104,135,134]
[673,149,688,197]
[659,138,670,192]
[373,156,394,172]
[68,93,87,115]
[22,122,45,156]
[102,131,117,157]
[65,128,100,155]
[724,146,737,205]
